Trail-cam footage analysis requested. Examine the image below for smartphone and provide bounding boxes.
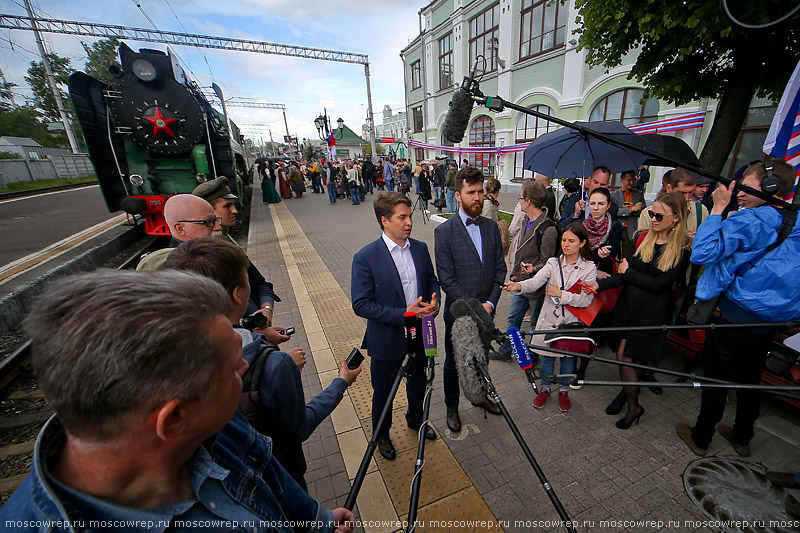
[521,261,530,268]
[283,327,296,336]
[346,348,364,370]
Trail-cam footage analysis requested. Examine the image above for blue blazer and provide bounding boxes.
[351,237,440,361]
[434,214,507,324]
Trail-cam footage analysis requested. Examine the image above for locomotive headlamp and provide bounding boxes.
[195,173,208,184]
[129,174,144,186]
[132,59,157,82]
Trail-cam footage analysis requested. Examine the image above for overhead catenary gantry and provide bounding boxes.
[0,12,378,157]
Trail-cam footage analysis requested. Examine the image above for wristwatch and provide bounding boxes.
[261,304,273,311]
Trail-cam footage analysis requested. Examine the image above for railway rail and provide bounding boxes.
[0,181,98,202]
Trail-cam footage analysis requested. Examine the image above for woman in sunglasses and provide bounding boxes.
[584,192,690,429]
[582,187,623,279]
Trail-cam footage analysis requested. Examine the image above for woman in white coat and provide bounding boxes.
[503,222,597,412]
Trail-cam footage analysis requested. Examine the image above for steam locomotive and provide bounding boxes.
[68,42,249,235]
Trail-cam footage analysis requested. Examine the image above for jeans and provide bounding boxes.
[365,174,374,193]
[540,355,575,389]
[351,185,361,204]
[446,189,457,213]
[312,177,321,193]
[327,183,337,203]
[386,178,394,192]
[497,295,544,356]
[413,176,420,192]
[433,186,443,207]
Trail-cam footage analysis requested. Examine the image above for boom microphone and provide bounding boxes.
[452,315,489,405]
[422,315,437,357]
[451,298,505,349]
[404,311,418,356]
[441,61,481,144]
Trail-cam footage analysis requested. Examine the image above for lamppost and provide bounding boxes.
[314,109,345,159]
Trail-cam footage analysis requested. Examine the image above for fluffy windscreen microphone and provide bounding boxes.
[441,88,475,144]
[451,298,505,349]
[452,315,488,405]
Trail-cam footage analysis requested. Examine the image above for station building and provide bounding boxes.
[400,0,776,191]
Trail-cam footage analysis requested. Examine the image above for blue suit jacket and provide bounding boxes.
[351,237,440,361]
[434,214,507,324]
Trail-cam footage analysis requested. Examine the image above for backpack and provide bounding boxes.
[534,217,562,258]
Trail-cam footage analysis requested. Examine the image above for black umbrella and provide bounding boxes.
[254,157,268,164]
[523,121,657,179]
[640,134,701,168]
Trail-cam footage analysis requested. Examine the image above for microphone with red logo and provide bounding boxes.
[404,311,418,357]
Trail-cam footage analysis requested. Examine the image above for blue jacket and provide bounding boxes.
[351,237,440,361]
[692,207,800,322]
[0,413,333,532]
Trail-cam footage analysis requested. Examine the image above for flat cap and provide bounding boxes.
[192,177,237,202]
[697,175,714,185]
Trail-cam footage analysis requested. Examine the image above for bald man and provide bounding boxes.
[137,195,221,271]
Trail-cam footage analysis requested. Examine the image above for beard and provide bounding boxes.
[461,199,482,218]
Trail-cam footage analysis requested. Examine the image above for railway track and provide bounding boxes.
[0,235,160,505]
[0,181,98,202]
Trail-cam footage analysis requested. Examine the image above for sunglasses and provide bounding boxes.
[179,216,221,227]
[647,211,675,222]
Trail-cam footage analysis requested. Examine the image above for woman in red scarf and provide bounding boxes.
[583,187,622,278]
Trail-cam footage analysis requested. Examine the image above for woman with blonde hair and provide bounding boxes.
[586,191,690,429]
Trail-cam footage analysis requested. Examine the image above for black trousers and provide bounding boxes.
[371,355,427,439]
[691,324,771,448]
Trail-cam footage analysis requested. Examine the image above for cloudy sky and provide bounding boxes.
[0,0,422,144]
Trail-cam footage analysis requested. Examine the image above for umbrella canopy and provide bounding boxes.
[640,134,701,168]
[523,121,657,179]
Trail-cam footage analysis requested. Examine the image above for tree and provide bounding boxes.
[0,106,64,147]
[361,143,385,156]
[82,38,121,86]
[575,0,800,174]
[24,52,73,122]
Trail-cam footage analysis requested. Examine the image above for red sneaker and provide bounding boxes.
[558,391,571,412]
[533,389,550,409]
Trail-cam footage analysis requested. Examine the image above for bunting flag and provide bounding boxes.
[763,60,800,201]
[627,112,706,135]
[409,111,707,156]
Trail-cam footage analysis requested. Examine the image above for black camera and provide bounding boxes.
[240,313,268,330]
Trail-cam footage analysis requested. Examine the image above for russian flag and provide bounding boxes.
[326,132,336,148]
[763,59,800,200]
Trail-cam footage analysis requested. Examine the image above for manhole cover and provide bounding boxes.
[684,457,800,532]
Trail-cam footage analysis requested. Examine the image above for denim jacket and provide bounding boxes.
[0,412,334,532]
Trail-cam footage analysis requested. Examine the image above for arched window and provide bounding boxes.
[589,88,659,126]
[513,104,556,179]
[468,116,496,176]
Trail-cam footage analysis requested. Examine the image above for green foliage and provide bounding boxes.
[24,52,74,121]
[0,150,19,159]
[361,143,386,156]
[82,38,121,86]
[574,0,800,105]
[0,106,60,147]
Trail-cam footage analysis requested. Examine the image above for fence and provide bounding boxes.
[0,153,94,188]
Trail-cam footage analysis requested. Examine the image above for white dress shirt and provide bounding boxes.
[381,233,418,307]
[458,209,483,262]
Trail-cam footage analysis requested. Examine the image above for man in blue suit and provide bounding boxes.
[435,167,507,432]
[352,192,440,460]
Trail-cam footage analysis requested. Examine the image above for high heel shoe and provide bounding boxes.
[615,406,644,430]
[605,390,626,415]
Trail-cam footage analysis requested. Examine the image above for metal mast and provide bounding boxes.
[21,1,80,153]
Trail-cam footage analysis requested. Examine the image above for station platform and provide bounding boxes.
[246,181,800,532]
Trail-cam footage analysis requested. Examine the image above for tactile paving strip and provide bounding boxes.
[414,486,503,532]
[270,202,502,531]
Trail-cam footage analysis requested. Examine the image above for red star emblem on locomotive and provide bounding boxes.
[143,106,179,138]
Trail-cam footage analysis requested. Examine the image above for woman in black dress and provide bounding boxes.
[418,168,432,211]
[586,192,690,429]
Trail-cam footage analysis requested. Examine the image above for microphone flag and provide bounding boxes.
[422,315,437,357]
[508,327,532,370]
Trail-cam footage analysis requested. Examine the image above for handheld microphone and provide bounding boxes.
[404,311,418,356]
[509,327,538,392]
[508,327,531,369]
[422,315,436,357]
[441,61,481,144]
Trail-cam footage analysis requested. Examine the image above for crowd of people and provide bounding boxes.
[2,151,799,529]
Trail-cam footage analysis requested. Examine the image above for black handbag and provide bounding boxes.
[764,341,800,375]
[433,197,446,208]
